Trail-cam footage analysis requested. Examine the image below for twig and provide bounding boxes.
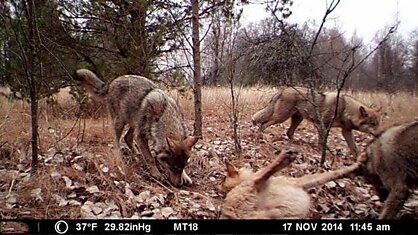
[92,160,128,217]
[53,111,81,145]
[7,171,18,198]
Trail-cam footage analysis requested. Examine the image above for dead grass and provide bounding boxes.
[1,85,417,165]
[174,87,418,128]
[2,85,416,170]
[348,90,418,127]
[172,85,278,122]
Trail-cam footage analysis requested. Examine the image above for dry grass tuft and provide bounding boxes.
[1,85,417,166]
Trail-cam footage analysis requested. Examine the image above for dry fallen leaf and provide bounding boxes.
[62,176,73,189]
[72,163,84,171]
[86,185,100,194]
[325,181,336,189]
[136,190,151,203]
[30,188,43,202]
[206,200,216,211]
[161,207,174,217]
[53,194,68,207]
[80,201,96,219]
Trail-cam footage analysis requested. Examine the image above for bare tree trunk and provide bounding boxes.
[191,0,202,138]
[212,18,221,85]
[24,0,39,174]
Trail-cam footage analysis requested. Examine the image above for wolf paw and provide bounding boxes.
[181,171,193,185]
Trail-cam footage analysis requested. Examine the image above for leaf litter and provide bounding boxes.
[1,107,417,220]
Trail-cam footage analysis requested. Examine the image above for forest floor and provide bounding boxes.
[1,86,418,223]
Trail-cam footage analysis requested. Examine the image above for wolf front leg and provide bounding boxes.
[286,113,303,140]
[341,128,358,157]
[136,133,162,180]
[123,127,134,150]
[123,127,140,154]
[379,186,409,219]
[378,169,410,219]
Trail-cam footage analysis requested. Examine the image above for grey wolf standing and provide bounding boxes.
[220,149,363,219]
[252,87,380,156]
[359,119,418,219]
[73,69,198,186]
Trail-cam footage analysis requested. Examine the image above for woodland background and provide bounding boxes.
[1,0,418,96]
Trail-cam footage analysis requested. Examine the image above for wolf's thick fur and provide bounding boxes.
[359,119,418,219]
[220,150,363,219]
[74,69,198,186]
[252,87,380,156]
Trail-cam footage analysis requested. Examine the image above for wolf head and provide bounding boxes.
[155,136,198,187]
[354,106,381,136]
[219,161,253,193]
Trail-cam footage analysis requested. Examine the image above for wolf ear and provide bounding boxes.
[183,136,199,150]
[370,103,382,112]
[357,152,368,163]
[225,160,239,178]
[359,106,368,117]
[166,137,178,150]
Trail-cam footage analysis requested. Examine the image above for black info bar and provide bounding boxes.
[0,219,416,234]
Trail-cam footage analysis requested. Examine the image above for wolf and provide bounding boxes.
[73,69,198,187]
[220,149,363,219]
[252,87,380,156]
[358,119,418,219]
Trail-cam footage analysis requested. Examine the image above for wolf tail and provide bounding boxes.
[251,91,282,125]
[73,69,108,100]
[251,106,272,126]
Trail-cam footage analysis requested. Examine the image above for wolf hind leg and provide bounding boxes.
[286,113,303,140]
[113,118,125,151]
[296,161,362,190]
[253,149,297,190]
